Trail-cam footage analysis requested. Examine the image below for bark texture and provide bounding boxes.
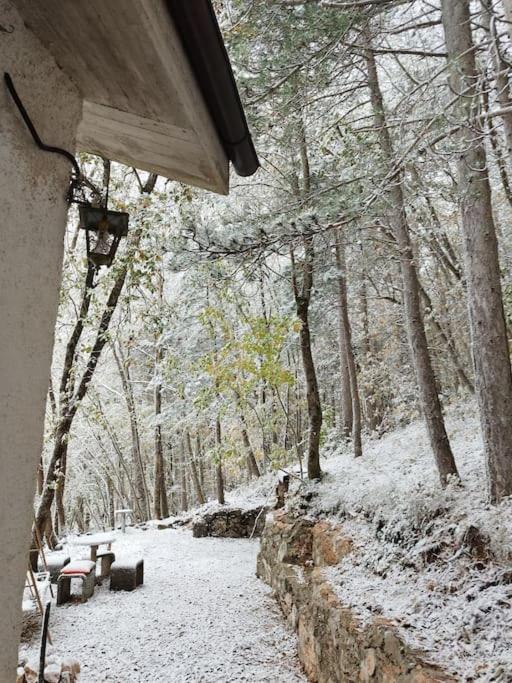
[442,0,512,501]
[291,240,323,480]
[153,344,169,519]
[35,262,129,537]
[364,33,458,485]
[334,230,362,457]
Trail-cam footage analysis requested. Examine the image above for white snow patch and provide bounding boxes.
[301,401,512,682]
[21,528,305,682]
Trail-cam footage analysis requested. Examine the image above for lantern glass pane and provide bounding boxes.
[79,205,129,268]
[91,229,114,257]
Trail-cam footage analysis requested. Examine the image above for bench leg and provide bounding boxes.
[136,562,144,587]
[57,576,71,605]
[82,570,96,600]
[100,555,114,579]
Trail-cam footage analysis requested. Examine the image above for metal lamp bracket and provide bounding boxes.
[4,72,82,203]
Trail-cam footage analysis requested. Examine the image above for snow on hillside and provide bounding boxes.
[150,465,287,531]
[300,401,512,682]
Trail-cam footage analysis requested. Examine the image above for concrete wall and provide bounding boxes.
[0,2,81,678]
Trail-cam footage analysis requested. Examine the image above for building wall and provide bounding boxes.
[0,2,82,678]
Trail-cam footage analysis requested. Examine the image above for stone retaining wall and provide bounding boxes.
[256,510,454,683]
[192,506,267,538]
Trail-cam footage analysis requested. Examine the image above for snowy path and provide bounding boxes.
[32,528,306,682]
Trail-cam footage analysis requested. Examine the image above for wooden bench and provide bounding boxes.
[110,558,144,592]
[56,560,96,605]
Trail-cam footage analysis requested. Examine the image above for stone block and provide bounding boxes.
[192,506,266,539]
[110,558,144,591]
[312,521,353,566]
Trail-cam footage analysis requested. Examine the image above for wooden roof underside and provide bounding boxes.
[15,0,229,193]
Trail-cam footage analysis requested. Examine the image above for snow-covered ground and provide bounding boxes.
[21,529,305,682]
[23,402,512,681]
[302,401,512,682]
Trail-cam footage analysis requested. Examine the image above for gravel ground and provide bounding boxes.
[21,528,305,682]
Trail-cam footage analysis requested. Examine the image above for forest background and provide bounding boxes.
[33,0,512,543]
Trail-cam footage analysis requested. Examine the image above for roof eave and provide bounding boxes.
[166,0,260,178]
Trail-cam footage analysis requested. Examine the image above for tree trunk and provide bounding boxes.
[35,254,132,538]
[197,435,205,489]
[215,415,225,504]
[481,0,512,161]
[35,416,72,541]
[442,0,512,501]
[334,230,362,457]
[335,228,353,439]
[107,476,115,529]
[502,0,512,41]
[54,446,68,531]
[479,76,512,212]
[364,33,459,485]
[291,239,323,480]
[186,430,206,505]
[419,284,474,393]
[37,455,44,496]
[113,344,150,520]
[153,337,169,519]
[180,436,189,511]
[40,263,95,535]
[236,396,261,478]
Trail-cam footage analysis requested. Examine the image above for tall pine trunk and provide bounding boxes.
[215,415,225,504]
[334,230,362,457]
[291,239,323,480]
[35,261,130,538]
[114,344,150,520]
[363,31,459,485]
[186,430,206,505]
[481,0,512,160]
[442,0,512,501]
[236,395,261,478]
[153,344,169,519]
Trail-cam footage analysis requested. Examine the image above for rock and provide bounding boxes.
[23,657,80,683]
[156,513,193,530]
[360,648,377,680]
[192,519,209,537]
[23,661,38,683]
[61,657,81,676]
[312,520,353,566]
[275,473,290,509]
[383,629,402,663]
[192,506,266,539]
[462,525,490,561]
[43,664,61,683]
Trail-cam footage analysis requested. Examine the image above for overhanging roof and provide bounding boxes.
[14,0,259,194]
[167,1,259,179]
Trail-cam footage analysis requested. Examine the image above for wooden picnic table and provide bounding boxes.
[70,532,116,562]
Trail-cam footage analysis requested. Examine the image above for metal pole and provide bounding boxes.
[38,602,51,683]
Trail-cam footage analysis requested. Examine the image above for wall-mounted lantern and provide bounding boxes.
[79,206,129,268]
